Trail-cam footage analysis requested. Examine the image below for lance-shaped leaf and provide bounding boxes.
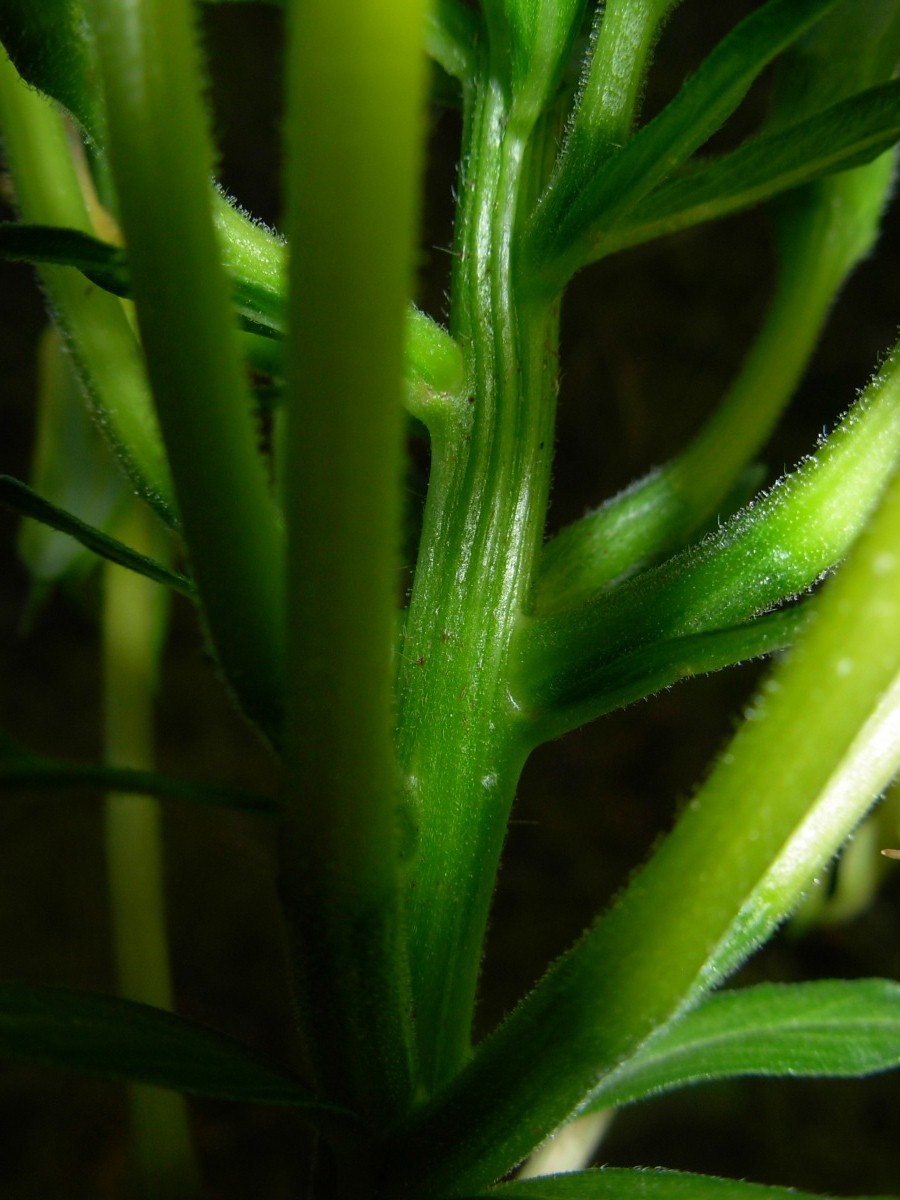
[599,82,900,257]
[536,0,900,608]
[581,979,900,1113]
[0,213,466,438]
[699,665,900,992]
[0,730,278,815]
[529,0,841,289]
[0,476,194,597]
[524,606,809,745]
[0,223,129,294]
[0,982,350,1117]
[462,1167,897,1199]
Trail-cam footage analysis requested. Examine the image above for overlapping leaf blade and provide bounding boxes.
[0,475,193,596]
[530,0,841,282]
[0,982,348,1114]
[602,81,900,256]
[581,979,900,1113]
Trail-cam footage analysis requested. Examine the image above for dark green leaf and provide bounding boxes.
[0,475,194,597]
[767,0,900,125]
[0,982,350,1115]
[0,730,279,815]
[602,82,900,256]
[527,607,808,744]
[0,222,127,292]
[531,0,841,283]
[464,1167,897,1199]
[0,0,102,142]
[582,979,900,1113]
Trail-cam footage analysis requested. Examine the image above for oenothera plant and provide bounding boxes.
[2,0,900,1196]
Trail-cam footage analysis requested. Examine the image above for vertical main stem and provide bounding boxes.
[397,75,561,1094]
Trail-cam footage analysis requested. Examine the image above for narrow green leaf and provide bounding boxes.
[0,982,350,1115]
[583,979,900,1113]
[526,607,808,744]
[0,731,278,815]
[700,666,900,990]
[766,0,900,125]
[0,475,194,597]
[0,0,102,141]
[530,0,841,288]
[602,83,900,256]
[464,1166,897,1199]
[0,223,129,293]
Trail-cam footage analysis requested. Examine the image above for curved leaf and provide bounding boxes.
[530,0,841,286]
[464,1166,897,1199]
[525,607,808,745]
[0,731,279,815]
[583,979,900,1113]
[602,82,900,257]
[0,982,350,1116]
[0,223,129,293]
[0,475,194,596]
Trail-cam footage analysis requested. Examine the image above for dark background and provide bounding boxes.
[2,2,900,1196]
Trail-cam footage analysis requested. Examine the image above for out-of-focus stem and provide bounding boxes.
[103,501,200,1199]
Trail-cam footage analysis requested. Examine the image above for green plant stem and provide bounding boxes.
[518,339,900,719]
[396,72,560,1094]
[386,440,900,1200]
[85,0,286,743]
[103,503,200,1200]
[566,0,681,163]
[0,47,176,524]
[536,150,896,610]
[279,0,427,1125]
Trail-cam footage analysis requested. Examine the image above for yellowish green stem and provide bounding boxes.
[103,502,200,1199]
